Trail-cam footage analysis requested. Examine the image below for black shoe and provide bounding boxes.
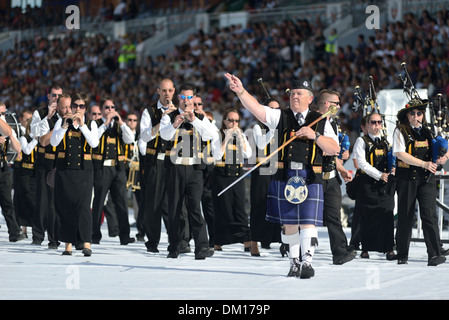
[360,251,369,259]
[9,233,26,242]
[120,237,135,245]
[167,250,179,258]
[287,258,301,277]
[82,248,92,257]
[333,249,356,265]
[145,242,159,253]
[300,262,315,279]
[195,247,214,260]
[386,252,398,260]
[440,247,449,256]
[48,242,59,249]
[136,233,145,242]
[428,255,446,266]
[179,246,191,254]
[31,238,42,245]
[398,258,408,264]
[62,251,72,256]
[280,243,289,258]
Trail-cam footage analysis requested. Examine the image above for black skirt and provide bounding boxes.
[54,169,94,244]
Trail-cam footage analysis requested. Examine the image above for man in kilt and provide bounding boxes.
[225,73,339,278]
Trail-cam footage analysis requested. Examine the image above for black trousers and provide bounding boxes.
[322,176,350,257]
[211,171,250,246]
[32,167,59,244]
[91,166,131,242]
[396,176,441,259]
[14,169,36,227]
[249,168,280,245]
[55,169,93,244]
[202,165,215,247]
[0,169,21,238]
[165,164,208,253]
[143,159,169,248]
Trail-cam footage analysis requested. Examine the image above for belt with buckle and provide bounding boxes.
[322,170,336,180]
[289,161,304,170]
[174,157,196,166]
[103,159,117,166]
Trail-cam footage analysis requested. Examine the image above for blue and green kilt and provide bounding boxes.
[266,168,324,226]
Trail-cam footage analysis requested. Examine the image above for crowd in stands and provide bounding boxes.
[1,5,449,144]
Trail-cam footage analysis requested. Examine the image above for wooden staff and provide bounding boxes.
[217,105,338,196]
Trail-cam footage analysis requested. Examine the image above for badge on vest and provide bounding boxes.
[284,176,308,204]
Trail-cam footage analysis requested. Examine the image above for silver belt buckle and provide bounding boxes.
[284,176,308,204]
[290,161,303,170]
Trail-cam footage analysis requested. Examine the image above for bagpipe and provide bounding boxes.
[398,62,448,181]
[353,76,396,172]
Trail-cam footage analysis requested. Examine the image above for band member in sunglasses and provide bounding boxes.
[393,99,448,266]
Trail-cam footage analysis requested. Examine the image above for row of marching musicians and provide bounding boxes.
[2,74,448,278]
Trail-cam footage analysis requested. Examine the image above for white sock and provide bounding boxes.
[281,231,300,260]
[300,228,318,264]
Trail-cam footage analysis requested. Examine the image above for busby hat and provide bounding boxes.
[396,98,428,123]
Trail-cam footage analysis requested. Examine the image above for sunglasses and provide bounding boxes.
[329,101,340,106]
[104,105,115,110]
[72,103,86,109]
[409,110,423,116]
[226,119,240,123]
[370,120,382,125]
[91,112,102,116]
[127,118,138,122]
[179,95,194,100]
[51,93,62,98]
[194,103,203,106]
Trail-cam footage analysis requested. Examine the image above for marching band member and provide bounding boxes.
[225,73,339,278]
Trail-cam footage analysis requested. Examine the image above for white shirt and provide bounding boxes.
[50,117,99,149]
[159,107,219,143]
[140,100,167,143]
[253,123,276,149]
[19,135,38,155]
[353,133,383,181]
[30,109,61,138]
[212,129,253,161]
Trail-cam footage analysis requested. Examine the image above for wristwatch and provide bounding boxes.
[314,131,321,142]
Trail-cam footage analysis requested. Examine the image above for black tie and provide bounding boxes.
[414,127,421,134]
[296,113,305,126]
[375,137,380,144]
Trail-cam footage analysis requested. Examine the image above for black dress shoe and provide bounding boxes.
[300,262,315,279]
[386,252,398,260]
[167,250,179,258]
[145,242,159,253]
[280,243,289,258]
[31,239,42,245]
[428,255,446,266]
[120,237,135,245]
[62,251,72,256]
[82,248,92,257]
[287,258,301,277]
[195,247,214,260]
[360,251,369,259]
[9,233,26,242]
[333,250,356,265]
[397,258,408,264]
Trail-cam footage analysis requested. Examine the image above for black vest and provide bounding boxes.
[164,110,205,168]
[144,104,168,167]
[396,126,432,179]
[35,107,59,170]
[91,119,126,170]
[358,135,389,183]
[214,131,244,176]
[276,109,326,182]
[55,121,93,170]
[19,135,37,175]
